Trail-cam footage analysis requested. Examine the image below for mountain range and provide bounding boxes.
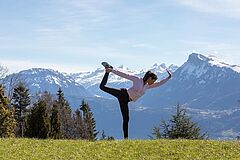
[1,53,240,139]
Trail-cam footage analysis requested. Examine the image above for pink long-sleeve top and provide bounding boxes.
[112,69,165,102]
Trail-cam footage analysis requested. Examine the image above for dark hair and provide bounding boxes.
[143,71,158,82]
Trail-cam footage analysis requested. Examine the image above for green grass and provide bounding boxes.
[0,139,240,160]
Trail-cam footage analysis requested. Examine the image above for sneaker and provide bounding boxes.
[101,62,113,69]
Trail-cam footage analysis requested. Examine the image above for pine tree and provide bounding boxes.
[156,104,207,139]
[72,108,85,139]
[25,100,50,139]
[12,82,30,137]
[149,126,161,139]
[56,88,73,139]
[160,120,169,139]
[0,85,16,137]
[80,100,98,140]
[57,88,67,109]
[37,91,55,116]
[49,103,61,139]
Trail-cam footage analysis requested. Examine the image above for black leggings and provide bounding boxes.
[99,72,130,139]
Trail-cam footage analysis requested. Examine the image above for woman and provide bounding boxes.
[99,62,172,139]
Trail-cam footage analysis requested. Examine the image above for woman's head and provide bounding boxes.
[143,71,158,85]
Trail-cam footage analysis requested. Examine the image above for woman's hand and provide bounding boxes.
[106,67,113,73]
[166,69,172,80]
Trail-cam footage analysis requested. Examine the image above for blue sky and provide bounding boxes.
[0,0,240,73]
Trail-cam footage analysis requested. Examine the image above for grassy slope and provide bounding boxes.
[0,139,240,160]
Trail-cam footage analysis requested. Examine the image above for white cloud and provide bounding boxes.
[174,0,240,18]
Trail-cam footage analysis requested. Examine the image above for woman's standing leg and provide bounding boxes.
[118,89,130,139]
[119,101,129,139]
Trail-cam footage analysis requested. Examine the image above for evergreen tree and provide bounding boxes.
[149,126,161,139]
[57,88,67,109]
[153,104,207,139]
[12,82,30,137]
[80,100,98,140]
[72,108,85,139]
[25,100,50,139]
[49,103,61,139]
[37,91,55,116]
[160,120,169,139]
[0,85,16,137]
[56,88,73,139]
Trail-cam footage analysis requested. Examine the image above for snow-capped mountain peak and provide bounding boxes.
[139,63,177,75]
[118,65,124,69]
[180,53,240,78]
[188,53,240,73]
[1,68,89,97]
[152,63,166,69]
[18,68,76,85]
[208,56,240,73]
[151,63,166,69]
[72,63,179,89]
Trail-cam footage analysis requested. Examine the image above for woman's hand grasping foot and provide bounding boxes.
[106,68,113,73]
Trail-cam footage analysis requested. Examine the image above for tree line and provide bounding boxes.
[0,82,101,140]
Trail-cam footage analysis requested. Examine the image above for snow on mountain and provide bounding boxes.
[180,53,240,79]
[71,63,178,97]
[72,64,178,88]
[140,63,167,73]
[207,55,240,73]
[71,65,138,88]
[1,68,90,98]
[71,68,104,88]
[137,63,178,79]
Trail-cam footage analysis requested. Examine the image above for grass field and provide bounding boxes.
[0,138,240,160]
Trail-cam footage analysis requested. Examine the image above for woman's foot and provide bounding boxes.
[101,62,113,69]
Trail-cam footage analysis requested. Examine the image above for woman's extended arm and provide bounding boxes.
[108,68,139,81]
[147,69,172,89]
